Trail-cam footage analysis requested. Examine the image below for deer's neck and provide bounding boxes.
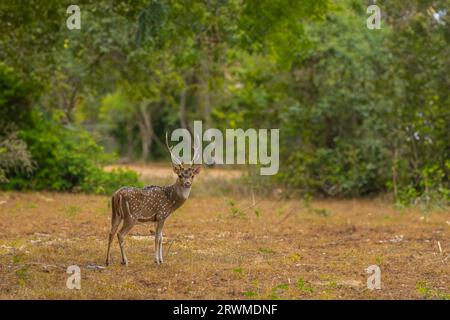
[170,183,191,202]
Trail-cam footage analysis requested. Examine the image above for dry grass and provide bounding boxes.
[0,165,449,300]
[104,163,243,181]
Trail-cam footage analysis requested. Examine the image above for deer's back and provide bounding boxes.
[113,186,175,222]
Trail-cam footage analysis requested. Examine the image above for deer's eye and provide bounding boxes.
[178,175,182,178]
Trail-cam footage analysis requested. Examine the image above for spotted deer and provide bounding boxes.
[106,133,201,266]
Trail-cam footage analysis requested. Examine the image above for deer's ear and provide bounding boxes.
[192,165,201,175]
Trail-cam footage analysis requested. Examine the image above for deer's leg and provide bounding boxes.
[154,220,165,265]
[158,229,164,263]
[117,217,135,266]
[106,212,122,266]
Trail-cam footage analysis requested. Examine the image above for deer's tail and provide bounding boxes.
[111,193,123,226]
[106,193,123,265]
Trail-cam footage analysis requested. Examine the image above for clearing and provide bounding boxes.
[0,164,448,299]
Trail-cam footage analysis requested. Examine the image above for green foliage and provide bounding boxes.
[0,63,35,182]
[232,267,243,274]
[237,0,449,203]
[136,0,170,47]
[3,112,140,194]
[270,283,289,300]
[243,291,257,298]
[396,163,450,212]
[238,0,328,67]
[416,280,450,300]
[226,198,246,217]
[273,1,391,196]
[80,167,141,195]
[0,129,34,183]
[297,278,314,293]
[0,0,447,204]
[0,62,35,127]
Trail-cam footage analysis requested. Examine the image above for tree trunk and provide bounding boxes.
[203,83,212,128]
[126,122,134,159]
[201,59,212,128]
[139,102,153,161]
[392,147,398,201]
[179,84,189,130]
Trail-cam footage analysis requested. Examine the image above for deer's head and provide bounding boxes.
[166,133,201,188]
[172,164,201,188]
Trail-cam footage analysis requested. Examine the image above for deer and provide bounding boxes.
[105,133,201,266]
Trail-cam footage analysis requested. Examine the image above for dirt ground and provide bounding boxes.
[0,165,448,299]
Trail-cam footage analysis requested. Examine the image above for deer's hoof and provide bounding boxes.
[154,258,162,265]
[121,260,128,267]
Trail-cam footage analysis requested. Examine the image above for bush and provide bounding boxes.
[0,62,35,127]
[395,163,450,211]
[79,167,141,195]
[279,142,388,197]
[0,128,34,183]
[2,111,141,194]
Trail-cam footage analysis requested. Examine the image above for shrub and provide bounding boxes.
[79,167,141,195]
[2,111,141,194]
[395,163,450,211]
[279,142,388,197]
[0,62,35,127]
[0,128,34,183]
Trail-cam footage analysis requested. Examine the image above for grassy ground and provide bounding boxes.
[0,165,448,299]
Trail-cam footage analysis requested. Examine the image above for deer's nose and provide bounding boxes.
[184,181,191,188]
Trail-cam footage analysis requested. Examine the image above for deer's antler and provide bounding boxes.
[166,132,201,166]
[165,132,183,166]
[192,134,201,165]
